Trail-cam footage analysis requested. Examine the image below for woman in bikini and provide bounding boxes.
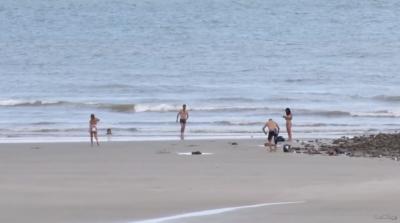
[89,114,100,146]
[283,108,293,141]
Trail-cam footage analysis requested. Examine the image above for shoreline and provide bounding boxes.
[0,133,355,144]
[2,132,399,161]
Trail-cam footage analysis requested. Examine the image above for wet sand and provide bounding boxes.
[0,139,399,223]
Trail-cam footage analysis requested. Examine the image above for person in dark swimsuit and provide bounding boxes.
[262,119,280,151]
[176,104,189,139]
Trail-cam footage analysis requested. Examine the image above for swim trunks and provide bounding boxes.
[268,130,277,141]
[180,119,187,124]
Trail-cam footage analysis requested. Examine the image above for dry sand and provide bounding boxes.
[0,139,399,223]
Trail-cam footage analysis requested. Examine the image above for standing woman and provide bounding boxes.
[283,108,293,141]
[89,114,100,146]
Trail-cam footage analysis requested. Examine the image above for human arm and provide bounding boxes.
[262,123,268,135]
[176,112,180,122]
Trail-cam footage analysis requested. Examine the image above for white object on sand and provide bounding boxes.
[130,201,305,223]
[177,152,213,155]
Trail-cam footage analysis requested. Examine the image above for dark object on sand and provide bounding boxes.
[328,148,345,156]
[283,144,291,152]
[192,151,202,155]
[277,136,285,142]
[230,142,238,146]
[273,135,284,145]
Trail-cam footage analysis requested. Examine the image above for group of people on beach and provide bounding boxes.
[88,104,292,150]
[88,104,190,146]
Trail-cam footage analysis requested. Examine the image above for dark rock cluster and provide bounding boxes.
[289,133,400,160]
[327,133,400,159]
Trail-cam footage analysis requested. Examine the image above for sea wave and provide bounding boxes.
[0,99,67,107]
[98,104,136,112]
[212,121,264,126]
[284,78,311,83]
[299,110,351,117]
[206,97,256,102]
[351,111,400,118]
[0,127,138,133]
[1,99,399,117]
[295,123,360,127]
[372,95,400,102]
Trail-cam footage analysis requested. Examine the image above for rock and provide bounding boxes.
[305,144,315,149]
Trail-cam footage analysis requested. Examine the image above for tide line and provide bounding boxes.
[129,201,305,223]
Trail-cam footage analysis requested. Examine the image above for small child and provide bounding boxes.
[106,128,112,141]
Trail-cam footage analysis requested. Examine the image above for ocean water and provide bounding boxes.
[1,0,399,142]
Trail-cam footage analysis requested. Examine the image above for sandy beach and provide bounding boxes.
[0,139,399,223]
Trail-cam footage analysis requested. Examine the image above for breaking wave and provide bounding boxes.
[0,99,68,107]
[1,99,399,117]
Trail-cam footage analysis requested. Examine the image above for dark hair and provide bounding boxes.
[90,114,95,119]
[285,108,291,116]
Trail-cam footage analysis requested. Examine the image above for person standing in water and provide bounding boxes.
[89,114,100,146]
[262,118,280,151]
[176,104,189,139]
[283,108,293,141]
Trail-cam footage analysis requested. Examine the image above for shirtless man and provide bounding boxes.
[262,118,280,151]
[176,104,189,139]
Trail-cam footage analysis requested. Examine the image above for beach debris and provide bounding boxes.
[157,149,170,154]
[30,146,40,150]
[177,152,213,155]
[374,214,398,221]
[283,144,292,152]
[230,142,238,146]
[291,147,302,153]
[192,151,202,155]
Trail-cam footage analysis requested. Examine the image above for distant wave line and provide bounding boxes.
[1,99,399,117]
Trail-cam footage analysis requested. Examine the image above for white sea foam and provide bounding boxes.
[134,104,180,112]
[0,99,60,106]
